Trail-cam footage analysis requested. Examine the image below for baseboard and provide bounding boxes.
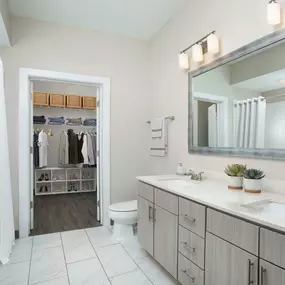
[15,230,19,239]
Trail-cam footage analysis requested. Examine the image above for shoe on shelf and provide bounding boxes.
[44,173,49,181]
[39,186,43,192]
[44,186,48,192]
[38,174,44,181]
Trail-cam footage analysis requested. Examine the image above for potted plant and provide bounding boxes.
[243,169,265,193]
[224,164,246,190]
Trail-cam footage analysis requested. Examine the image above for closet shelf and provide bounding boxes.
[36,189,96,196]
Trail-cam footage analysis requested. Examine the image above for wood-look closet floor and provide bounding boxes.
[31,192,101,236]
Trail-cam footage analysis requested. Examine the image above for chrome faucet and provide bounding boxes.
[185,169,204,181]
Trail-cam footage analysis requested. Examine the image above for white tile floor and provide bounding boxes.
[0,227,179,285]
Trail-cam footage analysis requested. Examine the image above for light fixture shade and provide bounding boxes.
[178,53,189,69]
[207,33,219,54]
[192,44,203,63]
[267,1,281,25]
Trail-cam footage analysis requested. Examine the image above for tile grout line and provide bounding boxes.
[27,237,35,285]
[84,229,113,284]
[60,232,72,285]
[119,242,155,285]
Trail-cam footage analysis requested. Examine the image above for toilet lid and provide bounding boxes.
[109,200,137,212]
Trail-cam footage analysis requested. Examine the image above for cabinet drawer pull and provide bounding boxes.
[148,205,153,221]
[260,266,266,285]
[247,259,254,285]
[181,269,195,282]
[183,214,196,223]
[181,241,195,252]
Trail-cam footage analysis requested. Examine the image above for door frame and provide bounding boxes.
[193,92,229,147]
[19,68,111,238]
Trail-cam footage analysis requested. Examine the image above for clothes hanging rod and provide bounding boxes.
[180,31,216,54]
[146,116,175,124]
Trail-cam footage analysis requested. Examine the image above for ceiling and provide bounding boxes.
[8,0,186,40]
[232,69,285,92]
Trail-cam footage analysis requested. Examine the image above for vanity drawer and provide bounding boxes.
[155,188,178,215]
[179,198,206,238]
[178,253,204,285]
[138,182,154,202]
[260,228,285,268]
[207,209,259,255]
[179,226,205,269]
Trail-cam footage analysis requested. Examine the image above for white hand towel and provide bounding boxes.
[150,118,168,157]
[151,118,163,138]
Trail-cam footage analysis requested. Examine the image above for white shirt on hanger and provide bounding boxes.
[38,130,48,167]
[86,133,95,165]
[82,134,89,164]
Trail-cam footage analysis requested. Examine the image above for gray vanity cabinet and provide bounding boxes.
[137,196,154,256]
[259,259,285,285]
[205,232,258,285]
[154,204,178,278]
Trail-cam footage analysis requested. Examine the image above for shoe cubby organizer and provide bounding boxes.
[35,167,96,196]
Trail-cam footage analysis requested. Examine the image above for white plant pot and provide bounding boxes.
[228,176,243,190]
[243,178,262,193]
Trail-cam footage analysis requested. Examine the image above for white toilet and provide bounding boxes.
[109,200,138,240]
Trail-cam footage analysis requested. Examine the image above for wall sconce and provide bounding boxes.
[267,0,281,25]
[179,31,220,69]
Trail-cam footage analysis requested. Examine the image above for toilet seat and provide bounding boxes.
[109,200,137,212]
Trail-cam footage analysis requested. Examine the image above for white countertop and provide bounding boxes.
[137,175,285,233]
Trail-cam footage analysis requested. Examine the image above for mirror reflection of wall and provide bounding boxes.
[191,40,285,150]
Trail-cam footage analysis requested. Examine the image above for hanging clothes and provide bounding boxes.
[91,134,97,166]
[86,133,95,165]
[67,129,78,164]
[59,131,69,164]
[77,133,84,163]
[38,130,48,167]
[33,132,40,167]
[82,134,89,164]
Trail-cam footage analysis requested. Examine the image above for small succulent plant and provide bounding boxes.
[244,169,265,180]
[224,164,246,177]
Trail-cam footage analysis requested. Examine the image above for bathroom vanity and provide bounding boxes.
[137,176,285,285]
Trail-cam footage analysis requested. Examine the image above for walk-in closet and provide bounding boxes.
[31,80,100,235]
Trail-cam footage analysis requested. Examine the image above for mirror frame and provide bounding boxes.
[188,29,285,160]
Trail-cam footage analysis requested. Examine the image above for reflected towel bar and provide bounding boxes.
[146,116,175,124]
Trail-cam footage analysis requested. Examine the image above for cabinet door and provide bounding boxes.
[260,259,285,285]
[205,232,258,285]
[154,205,178,279]
[137,196,154,256]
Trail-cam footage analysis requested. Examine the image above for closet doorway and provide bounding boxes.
[31,80,100,235]
[18,68,111,238]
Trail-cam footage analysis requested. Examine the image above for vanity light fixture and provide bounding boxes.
[192,44,204,63]
[179,30,218,69]
[267,0,281,25]
[207,33,220,54]
[179,52,190,70]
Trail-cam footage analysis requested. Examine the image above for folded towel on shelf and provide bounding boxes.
[150,118,168,157]
[33,115,46,124]
[151,118,163,138]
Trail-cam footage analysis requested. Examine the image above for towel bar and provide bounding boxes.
[146,116,175,124]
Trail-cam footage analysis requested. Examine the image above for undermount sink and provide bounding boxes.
[158,177,184,181]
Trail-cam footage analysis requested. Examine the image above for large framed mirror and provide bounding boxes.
[188,30,285,160]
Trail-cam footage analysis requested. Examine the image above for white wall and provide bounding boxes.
[0,0,11,46]
[0,16,150,229]
[148,0,285,178]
